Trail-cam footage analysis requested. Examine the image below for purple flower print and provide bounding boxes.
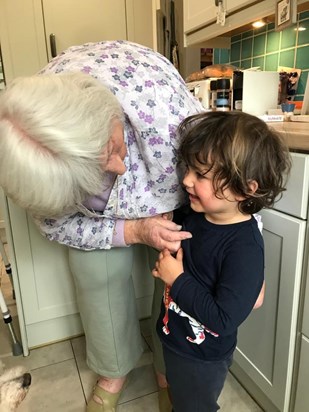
[145,80,154,88]
[110,67,118,73]
[130,163,139,171]
[82,66,92,74]
[138,111,145,120]
[165,166,174,174]
[77,226,84,235]
[144,115,154,124]
[149,136,163,146]
[169,184,179,193]
[127,131,136,146]
[149,207,157,215]
[156,174,166,183]
[145,180,155,191]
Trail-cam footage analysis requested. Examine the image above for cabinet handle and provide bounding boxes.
[49,33,57,58]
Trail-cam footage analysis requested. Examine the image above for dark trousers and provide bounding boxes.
[163,345,232,412]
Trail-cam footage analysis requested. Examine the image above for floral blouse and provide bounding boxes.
[36,40,203,250]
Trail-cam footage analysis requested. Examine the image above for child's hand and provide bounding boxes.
[152,247,184,286]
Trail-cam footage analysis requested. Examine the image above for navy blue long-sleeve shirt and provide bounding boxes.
[157,212,264,361]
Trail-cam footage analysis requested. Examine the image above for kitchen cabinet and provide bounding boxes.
[0,192,154,351]
[183,0,253,34]
[0,0,154,82]
[292,255,309,412]
[42,0,127,60]
[183,0,308,47]
[293,335,309,412]
[230,153,309,412]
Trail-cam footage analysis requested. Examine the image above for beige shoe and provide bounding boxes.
[158,387,173,412]
[87,383,125,412]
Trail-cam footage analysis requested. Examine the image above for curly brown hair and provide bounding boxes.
[178,111,291,214]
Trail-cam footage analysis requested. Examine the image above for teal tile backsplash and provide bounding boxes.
[214,9,309,100]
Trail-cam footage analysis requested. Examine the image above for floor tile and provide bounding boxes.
[219,372,263,411]
[118,392,159,411]
[18,360,86,412]
[1,340,74,370]
[119,364,157,404]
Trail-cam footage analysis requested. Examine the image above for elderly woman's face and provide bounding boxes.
[103,121,127,175]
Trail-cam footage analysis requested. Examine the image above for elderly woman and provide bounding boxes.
[0,40,202,411]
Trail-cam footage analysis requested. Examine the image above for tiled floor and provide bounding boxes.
[1,246,264,411]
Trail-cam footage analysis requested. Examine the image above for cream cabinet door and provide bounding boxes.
[231,209,306,412]
[42,0,127,60]
[183,0,255,33]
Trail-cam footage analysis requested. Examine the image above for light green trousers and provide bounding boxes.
[68,245,165,378]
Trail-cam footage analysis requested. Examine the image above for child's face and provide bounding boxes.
[182,164,243,220]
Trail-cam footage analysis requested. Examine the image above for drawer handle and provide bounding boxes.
[49,33,57,58]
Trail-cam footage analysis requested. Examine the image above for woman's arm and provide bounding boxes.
[34,213,192,251]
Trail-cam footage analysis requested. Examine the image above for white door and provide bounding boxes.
[42,0,127,60]
[230,209,306,412]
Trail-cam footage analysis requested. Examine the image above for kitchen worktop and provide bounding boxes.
[267,121,309,152]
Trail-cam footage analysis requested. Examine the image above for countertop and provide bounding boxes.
[267,121,309,153]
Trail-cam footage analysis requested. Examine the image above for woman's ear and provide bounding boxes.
[248,180,258,195]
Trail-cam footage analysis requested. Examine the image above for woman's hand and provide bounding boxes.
[152,248,184,286]
[124,215,191,253]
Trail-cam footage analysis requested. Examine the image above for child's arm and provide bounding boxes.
[253,280,265,309]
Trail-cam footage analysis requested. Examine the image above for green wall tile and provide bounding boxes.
[299,11,309,20]
[266,30,280,53]
[231,42,241,62]
[281,26,297,49]
[297,71,308,94]
[254,26,267,35]
[220,49,230,64]
[297,19,309,45]
[279,49,295,67]
[225,9,308,76]
[232,34,241,42]
[252,56,265,69]
[253,34,266,56]
[242,30,253,39]
[265,53,279,70]
[213,49,220,64]
[241,38,253,60]
[241,59,252,69]
[296,45,309,69]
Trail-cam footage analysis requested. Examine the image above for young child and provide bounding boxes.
[152,111,291,412]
